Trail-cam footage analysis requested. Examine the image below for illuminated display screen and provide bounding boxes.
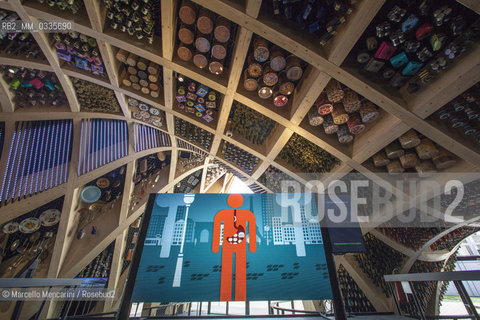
[130,193,334,302]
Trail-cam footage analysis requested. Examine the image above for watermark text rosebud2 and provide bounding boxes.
[268,173,477,228]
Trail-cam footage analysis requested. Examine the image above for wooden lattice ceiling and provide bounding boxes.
[0,0,479,316]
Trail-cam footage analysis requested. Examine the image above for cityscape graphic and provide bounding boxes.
[131,194,333,302]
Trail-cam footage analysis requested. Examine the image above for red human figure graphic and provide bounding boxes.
[212,194,256,301]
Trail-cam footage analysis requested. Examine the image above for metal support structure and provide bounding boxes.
[453,280,480,320]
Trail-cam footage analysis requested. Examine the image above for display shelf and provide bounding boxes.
[175,151,206,178]
[0,65,68,111]
[0,0,478,308]
[173,167,203,193]
[174,116,213,152]
[224,101,282,156]
[0,196,63,278]
[71,77,122,114]
[172,73,222,130]
[22,0,92,29]
[50,31,110,81]
[237,35,310,120]
[127,97,167,131]
[174,0,238,82]
[258,165,300,193]
[275,133,341,179]
[216,139,261,176]
[341,0,480,97]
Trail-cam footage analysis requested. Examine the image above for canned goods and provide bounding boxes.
[258,81,273,99]
[308,108,324,126]
[270,47,286,72]
[211,42,227,60]
[197,8,214,34]
[195,37,211,53]
[253,37,269,62]
[214,16,231,43]
[343,90,361,113]
[315,92,333,115]
[323,114,338,135]
[263,66,278,86]
[337,124,353,144]
[273,91,288,107]
[326,79,344,103]
[285,55,303,81]
[359,101,379,123]
[347,113,365,135]
[247,55,263,78]
[243,70,258,92]
[331,103,349,125]
[278,72,295,95]
[193,53,208,68]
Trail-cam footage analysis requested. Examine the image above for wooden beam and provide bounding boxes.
[0,56,53,72]
[118,161,136,225]
[457,0,480,14]
[161,0,177,61]
[9,0,81,112]
[325,0,385,65]
[290,69,330,125]
[245,0,262,18]
[103,230,127,312]
[0,75,14,112]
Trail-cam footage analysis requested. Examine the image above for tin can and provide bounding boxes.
[337,124,353,144]
[214,16,231,43]
[263,65,278,86]
[308,107,324,126]
[359,101,379,123]
[315,92,334,115]
[270,46,286,72]
[343,90,361,113]
[253,37,269,62]
[278,72,295,95]
[285,55,303,81]
[347,113,365,135]
[323,114,338,135]
[273,90,288,107]
[243,70,258,92]
[331,103,349,125]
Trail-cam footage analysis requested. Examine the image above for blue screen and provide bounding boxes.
[131,193,333,302]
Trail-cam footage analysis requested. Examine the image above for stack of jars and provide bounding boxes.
[243,37,304,107]
[308,80,380,144]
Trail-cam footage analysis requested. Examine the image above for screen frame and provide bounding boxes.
[117,193,156,320]
[118,193,346,320]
